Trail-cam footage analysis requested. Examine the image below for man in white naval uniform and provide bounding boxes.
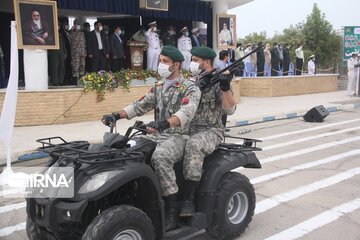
[145,21,161,71]
[347,52,359,96]
[307,55,316,75]
[177,27,192,70]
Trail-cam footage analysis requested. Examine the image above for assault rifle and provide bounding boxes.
[196,44,262,92]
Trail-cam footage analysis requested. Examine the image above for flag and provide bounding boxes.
[0,21,19,149]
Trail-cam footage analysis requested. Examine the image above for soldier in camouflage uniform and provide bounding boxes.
[69,19,86,85]
[179,46,237,217]
[102,45,201,231]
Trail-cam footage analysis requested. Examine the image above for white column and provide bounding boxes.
[23,49,48,90]
[212,0,228,54]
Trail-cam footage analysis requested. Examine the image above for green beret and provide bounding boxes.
[160,45,184,62]
[190,46,217,59]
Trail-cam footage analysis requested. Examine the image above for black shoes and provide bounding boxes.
[164,194,178,231]
[179,181,198,217]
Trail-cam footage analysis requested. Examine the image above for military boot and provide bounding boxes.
[179,181,198,217]
[164,194,178,231]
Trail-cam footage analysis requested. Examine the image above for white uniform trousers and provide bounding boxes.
[147,47,160,72]
[181,51,191,71]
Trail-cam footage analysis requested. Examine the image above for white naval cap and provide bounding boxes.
[191,28,199,33]
[148,21,157,26]
[180,26,188,33]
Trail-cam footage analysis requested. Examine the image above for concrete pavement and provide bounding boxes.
[1,90,359,164]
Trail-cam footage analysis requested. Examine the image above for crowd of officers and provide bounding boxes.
[49,19,126,86]
[230,42,315,77]
[48,19,203,86]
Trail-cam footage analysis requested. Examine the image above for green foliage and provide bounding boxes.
[80,69,160,102]
[238,31,267,45]
[302,3,342,67]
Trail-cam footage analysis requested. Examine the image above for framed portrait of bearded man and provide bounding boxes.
[217,14,236,49]
[14,0,59,49]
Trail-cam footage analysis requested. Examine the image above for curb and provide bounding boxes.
[234,102,360,126]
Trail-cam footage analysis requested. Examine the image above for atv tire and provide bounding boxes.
[82,205,155,240]
[26,217,56,240]
[206,172,256,240]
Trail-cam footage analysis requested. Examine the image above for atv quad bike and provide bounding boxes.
[26,120,262,240]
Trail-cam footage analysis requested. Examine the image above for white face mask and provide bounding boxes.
[153,27,157,32]
[190,61,201,75]
[76,25,81,31]
[158,63,174,79]
[98,26,103,31]
[184,32,189,37]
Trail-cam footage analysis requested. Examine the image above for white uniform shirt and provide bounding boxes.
[307,59,315,74]
[347,57,356,73]
[177,36,192,52]
[95,31,103,50]
[145,29,160,49]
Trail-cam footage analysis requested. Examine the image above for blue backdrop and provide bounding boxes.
[57,0,212,23]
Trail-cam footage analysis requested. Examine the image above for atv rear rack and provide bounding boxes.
[36,137,144,164]
[220,135,262,151]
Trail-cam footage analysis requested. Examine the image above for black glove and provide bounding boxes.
[147,120,170,132]
[219,74,233,92]
[102,112,120,126]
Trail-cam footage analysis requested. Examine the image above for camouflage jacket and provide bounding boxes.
[69,31,86,57]
[123,75,201,135]
[190,82,236,137]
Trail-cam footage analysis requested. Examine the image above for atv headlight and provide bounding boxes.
[79,171,119,194]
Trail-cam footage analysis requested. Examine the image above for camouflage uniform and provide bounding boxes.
[123,75,201,196]
[183,84,236,182]
[69,31,86,77]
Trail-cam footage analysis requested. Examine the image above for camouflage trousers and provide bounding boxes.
[71,54,85,77]
[149,134,189,197]
[183,129,223,182]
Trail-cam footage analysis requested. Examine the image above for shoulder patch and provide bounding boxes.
[182,97,189,105]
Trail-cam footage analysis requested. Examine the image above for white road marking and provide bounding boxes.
[260,136,360,164]
[264,198,360,240]
[251,150,360,184]
[260,118,360,141]
[262,125,360,151]
[255,167,360,215]
[0,188,24,197]
[0,222,26,237]
[0,202,26,214]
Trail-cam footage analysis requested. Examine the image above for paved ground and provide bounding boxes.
[188,109,360,240]
[0,90,360,239]
[1,90,359,164]
[0,108,359,239]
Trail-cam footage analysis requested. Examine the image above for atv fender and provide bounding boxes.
[196,149,261,223]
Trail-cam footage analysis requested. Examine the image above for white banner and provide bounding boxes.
[0,21,18,148]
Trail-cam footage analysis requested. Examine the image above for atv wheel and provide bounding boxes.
[26,217,56,240]
[26,217,40,240]
[82,205,155,240]
[206,172,255,240]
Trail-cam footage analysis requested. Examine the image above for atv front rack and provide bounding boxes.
[36,137,144,164]
[220,135,262,152]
